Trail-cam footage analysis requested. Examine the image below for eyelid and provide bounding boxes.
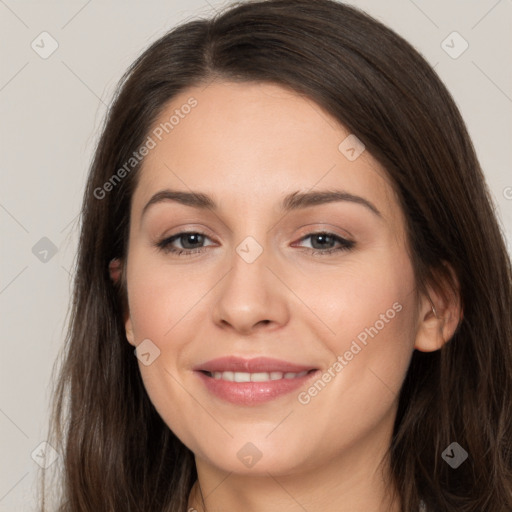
[157,224,217,241]
[292,231,354,252]
[295,231,352,244]
[155,229,216,251]
[293,223,353,240]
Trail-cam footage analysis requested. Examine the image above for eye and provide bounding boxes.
[294,232,355,255]
[155,231,215,256]
[154,230,355,257]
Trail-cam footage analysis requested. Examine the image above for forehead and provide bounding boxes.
[131,80,402,227]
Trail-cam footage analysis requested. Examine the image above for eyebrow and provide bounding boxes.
[141,189,382,219]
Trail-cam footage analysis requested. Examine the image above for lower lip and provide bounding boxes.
[195,370,318,405]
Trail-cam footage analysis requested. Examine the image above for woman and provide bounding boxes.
[43,0,512,511]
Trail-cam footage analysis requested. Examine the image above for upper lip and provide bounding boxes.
[194,356,317,373]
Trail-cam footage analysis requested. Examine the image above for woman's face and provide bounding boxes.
[123,80,423,477]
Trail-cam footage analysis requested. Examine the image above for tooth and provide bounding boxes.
[209,370,309,382]
[234,372,251,382]
[251,372,270,382]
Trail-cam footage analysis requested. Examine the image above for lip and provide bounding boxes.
[193,356,319,406]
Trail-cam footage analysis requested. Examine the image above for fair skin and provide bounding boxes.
[114,80,460,512]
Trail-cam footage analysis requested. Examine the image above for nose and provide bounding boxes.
[211,240,290,335]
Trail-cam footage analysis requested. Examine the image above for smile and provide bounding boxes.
[193,357,319,405]
[204,370,312,382]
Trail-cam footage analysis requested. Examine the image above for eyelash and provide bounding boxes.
[154,231,355,257]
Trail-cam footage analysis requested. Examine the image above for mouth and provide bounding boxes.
[193,357,319,405]
[200,369,316,382]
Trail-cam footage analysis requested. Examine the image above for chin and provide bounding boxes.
[194,438,314,477]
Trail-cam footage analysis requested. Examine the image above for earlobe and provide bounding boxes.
[414,265,463,353]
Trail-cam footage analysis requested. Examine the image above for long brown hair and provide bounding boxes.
[42,1,512,510]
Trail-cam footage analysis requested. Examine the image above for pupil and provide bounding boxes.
[182,233,202,249]
[312,234,333,249]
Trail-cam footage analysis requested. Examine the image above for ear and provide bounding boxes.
[125,315,136,347]
[414,263,463,352]
[108,258,136,347]
[108,257,122,283]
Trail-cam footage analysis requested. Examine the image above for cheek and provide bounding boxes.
[126,252,213,342]
[319,248,417,398]
[125,253,213,448]
[287,252,417,456]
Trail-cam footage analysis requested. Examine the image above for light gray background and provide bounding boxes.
[1,0,511,509]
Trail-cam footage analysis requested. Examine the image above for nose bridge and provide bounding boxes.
[226,210,271,280]
[225,233,271,305]
[211,230,289,332]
